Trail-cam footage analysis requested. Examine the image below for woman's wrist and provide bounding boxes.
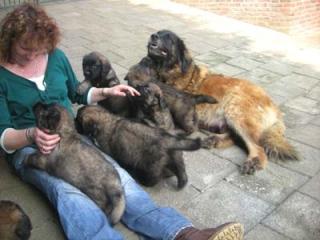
[25,127,35,143]
[101,88,110,97]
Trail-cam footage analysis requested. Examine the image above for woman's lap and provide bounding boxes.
[9,145,191,240]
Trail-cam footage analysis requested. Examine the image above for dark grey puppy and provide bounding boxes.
[125,56,217,134]
[134,82,176,132]
[24,102,125,225]
[76,105,202,189]
[77,51,132,117]
[0,200,32,240]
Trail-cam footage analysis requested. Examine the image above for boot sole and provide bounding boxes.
[209,222,244,240]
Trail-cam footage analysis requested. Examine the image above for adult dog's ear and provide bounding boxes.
[176,37,192,74]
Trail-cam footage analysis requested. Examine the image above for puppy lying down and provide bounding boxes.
[0,200,32,240]
[76,105,202,189]
[24,102,125,225]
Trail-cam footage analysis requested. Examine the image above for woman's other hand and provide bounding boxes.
[33,127,61,155]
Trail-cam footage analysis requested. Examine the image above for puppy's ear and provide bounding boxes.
[156,94,167,109]
[176,38,192,74]
[81,118,99,137]
[100,57,120,87]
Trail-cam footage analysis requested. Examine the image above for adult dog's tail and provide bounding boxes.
[168,137,201,151]
[260,121,299,161]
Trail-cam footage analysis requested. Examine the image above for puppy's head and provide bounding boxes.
[33,102,73,134]
[135,82,167,110]
[76,105,108,137]
[147,30,192,74]
[0,200,32,240]
[82,52,119,87]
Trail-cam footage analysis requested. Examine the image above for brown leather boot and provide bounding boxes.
[175,222,244,240]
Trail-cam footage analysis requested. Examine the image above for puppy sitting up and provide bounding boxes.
[76,105,202,189]
[24,102,125,225]
[125,56,217,134]
[77,51,133,117]
[0,200,32,240]
[134,82,176,132]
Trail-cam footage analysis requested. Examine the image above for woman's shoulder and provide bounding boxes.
[50,48,67,59]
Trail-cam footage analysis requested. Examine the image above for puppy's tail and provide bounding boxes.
[108,189,126,225]
[169,137,201,151]
[193,94,217,104]
[260,121,300,161]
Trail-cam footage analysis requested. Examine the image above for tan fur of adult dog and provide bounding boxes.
[147,30,299,174]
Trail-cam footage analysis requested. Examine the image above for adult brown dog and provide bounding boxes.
[24,102,125,225]
[125,56,217,134]
[76,105,202,189]
[0,200,32,240]
[77,51,132,117]
[146,29,299,174]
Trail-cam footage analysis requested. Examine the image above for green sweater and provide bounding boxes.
[0,48,89,139]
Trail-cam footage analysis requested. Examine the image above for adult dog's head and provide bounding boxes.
[82,51,119,87]
[33,102,74,135]
[0,200,32,240]
[147,30,192,74]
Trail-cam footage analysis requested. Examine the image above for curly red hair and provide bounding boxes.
[0,3,60,63]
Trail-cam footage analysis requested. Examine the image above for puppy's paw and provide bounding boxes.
[240,157,261,175]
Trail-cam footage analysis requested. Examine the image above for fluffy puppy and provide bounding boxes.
[24,102,125,225]
[0,200,32,240]
[146,29,299,174]
[125,56,217,134]
[134,82,176,132]
[77,51,132,117]
[76,105,202,189]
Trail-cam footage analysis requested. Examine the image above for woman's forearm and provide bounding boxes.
[2,128,34,152]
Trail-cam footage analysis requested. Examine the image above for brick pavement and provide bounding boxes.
[0,0,319,239]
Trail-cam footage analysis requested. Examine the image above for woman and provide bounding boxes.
[0,3,244,240]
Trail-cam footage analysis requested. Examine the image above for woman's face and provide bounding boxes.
[11,40,47,66]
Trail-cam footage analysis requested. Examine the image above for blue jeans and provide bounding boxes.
[10,145,192,240]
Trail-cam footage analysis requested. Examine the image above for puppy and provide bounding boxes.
[77,51,132,117]
[133,82,176,132]
[0,200,32,240]
[146,29,299,174]
[76,105,202,189]
[125,56,217,134]
[24,102,125,225]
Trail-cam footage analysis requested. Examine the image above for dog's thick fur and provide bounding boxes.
[125,56,217,134]
[76,105,202,189]
[77,51,132,117]
[0,201,32,240]
[146,30,299,174]
[24,103,125,225]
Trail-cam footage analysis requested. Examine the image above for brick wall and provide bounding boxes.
[173,0,320,44]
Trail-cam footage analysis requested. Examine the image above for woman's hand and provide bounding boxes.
[33,127,61,155]
[102,84,140,97]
